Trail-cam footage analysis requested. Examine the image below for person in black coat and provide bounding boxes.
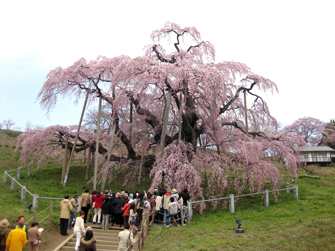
[179,188,190,224]
[113,193,125,227]
[101,198,112,230]
[109,193,116,225]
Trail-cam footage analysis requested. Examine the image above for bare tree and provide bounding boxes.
[83,103,113,134]
[2,118,15,130]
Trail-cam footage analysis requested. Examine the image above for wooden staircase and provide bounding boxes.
[55,224,126,251]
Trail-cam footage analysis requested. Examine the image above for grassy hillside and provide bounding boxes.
[1,129,335,250]
[0,129,150,234]
[145,166,335,251]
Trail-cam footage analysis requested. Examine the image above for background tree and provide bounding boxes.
[18,22,305,210]
[282,117,325,146]
[320,119,335,149]
[25,121,44,132]
[83,103,113,134]
[2,118,15,130]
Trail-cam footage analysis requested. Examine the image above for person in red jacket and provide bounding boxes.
[122,200,133,229]
[93,191,105,224]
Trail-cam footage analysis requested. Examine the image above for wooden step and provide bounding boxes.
[61,246,118,251]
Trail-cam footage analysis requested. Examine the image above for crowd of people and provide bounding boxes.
[0,187,190,251]
[0,216,43,251]
[60,187,190,251]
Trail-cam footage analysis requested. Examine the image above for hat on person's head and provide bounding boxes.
[0,219,9,228]
[154,188,158,192]
[86,226,92,231]
[129,194,133,199]
[105,190,109,194]
[172,189,177,194]
[124,193,128,197]
[120,191,125,195]
[143,196,148,201]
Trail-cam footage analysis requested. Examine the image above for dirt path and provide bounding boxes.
[37,228,72,251]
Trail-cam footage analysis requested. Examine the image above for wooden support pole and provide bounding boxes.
[178,91,183,142]
[61,137,69,184]
[244,90,249,136]
[159,92,171,153]
[64,92,89,186]
[129,101,133,145]
[93,96,102,190]
[37,160,41,170]
[101,124,116,191]
[85,151,91,180]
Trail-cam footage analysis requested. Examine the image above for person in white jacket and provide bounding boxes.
[118,225,134,251]
[73,210,86,251]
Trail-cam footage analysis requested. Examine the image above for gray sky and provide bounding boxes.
[1,0,334,131]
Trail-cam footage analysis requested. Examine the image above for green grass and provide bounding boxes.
[144,173,335,251]
[0,130,151,231]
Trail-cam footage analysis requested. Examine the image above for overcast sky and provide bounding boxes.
[0,0,334,131]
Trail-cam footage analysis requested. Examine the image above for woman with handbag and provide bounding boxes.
[73,211,86,251]
[128,203,138,231]
[28,222,42,251]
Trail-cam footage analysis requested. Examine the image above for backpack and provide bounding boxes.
[169,202,178,215]
[70,218,76,228]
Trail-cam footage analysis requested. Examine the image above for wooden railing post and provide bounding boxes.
[27,164,31,176]
[264,189,269,207]
[141,221,144,249]
[21,185,26,202]
[33,194,38,209]
[181,206,184,226]
[11,178,16,190]
[3,171,7,184]
[37,160,41,170]
[17,166,21,180]
[138,233,141,251]
[294,185,299,200]
[229,194,235,213]
[48,201,53,228]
